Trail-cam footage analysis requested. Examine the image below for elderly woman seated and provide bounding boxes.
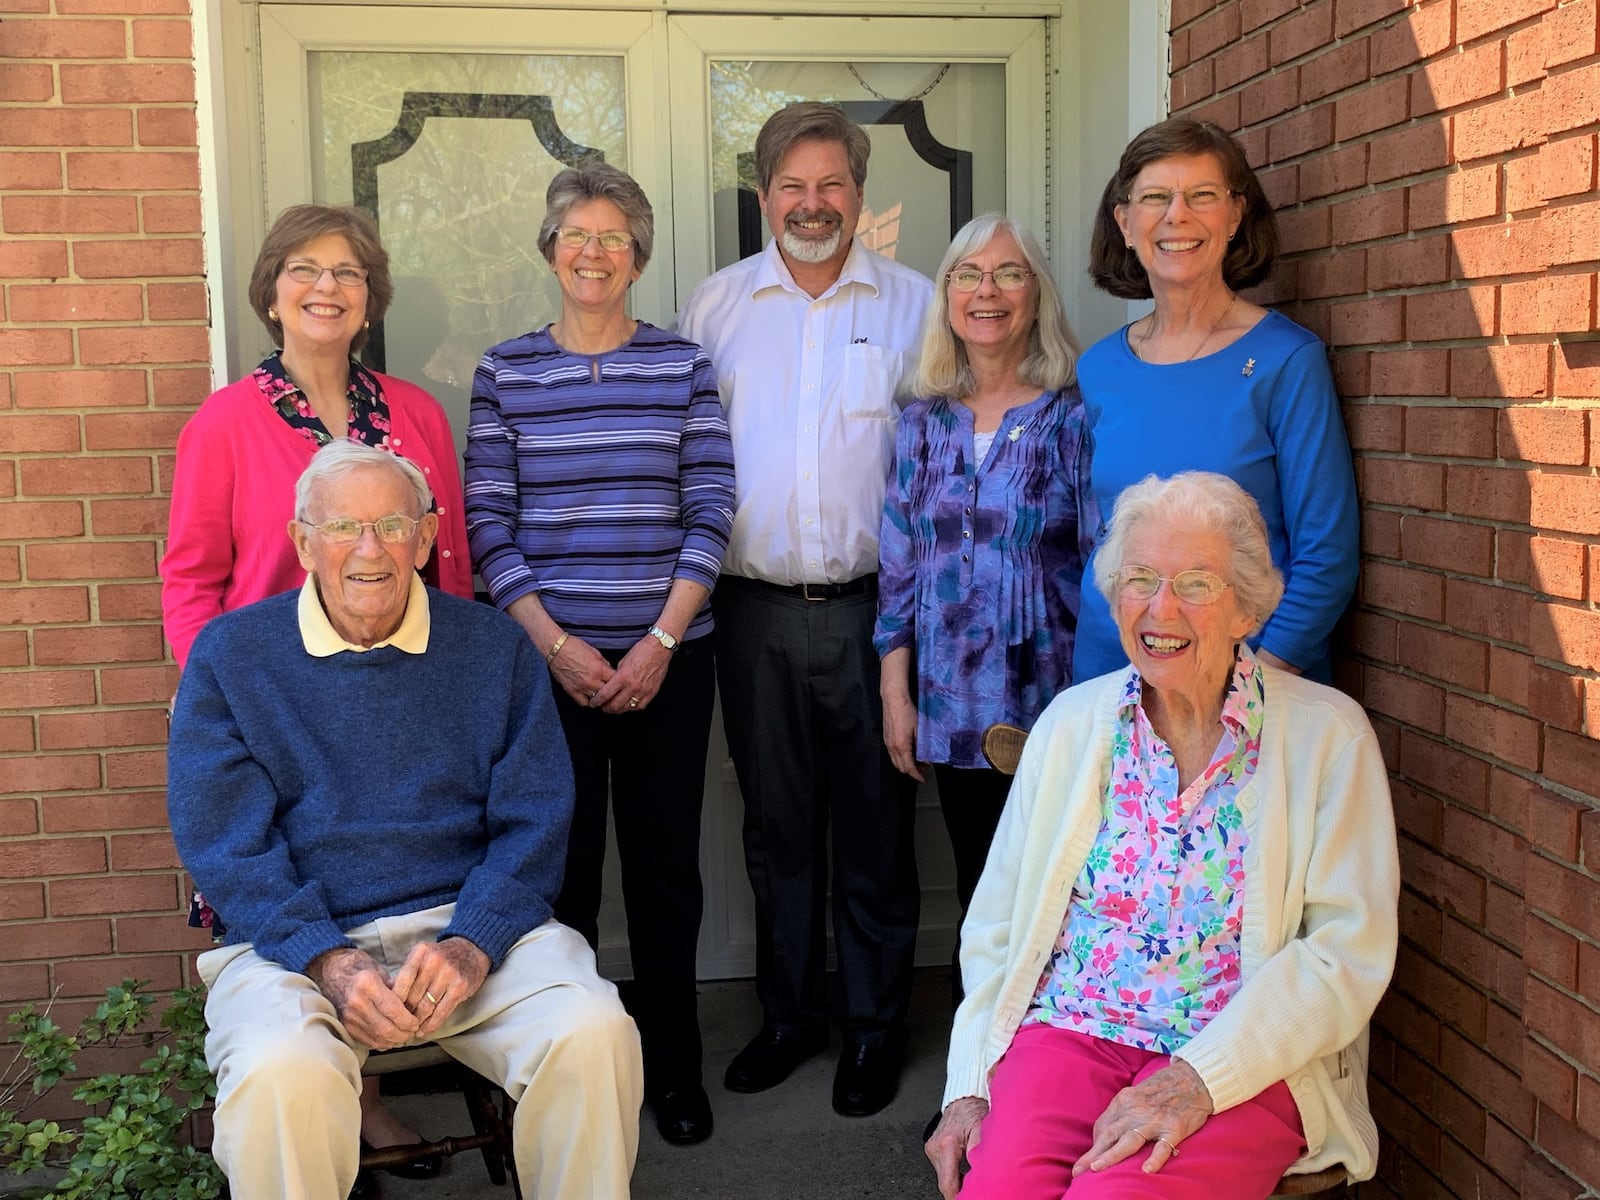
[927,471,1398,1200]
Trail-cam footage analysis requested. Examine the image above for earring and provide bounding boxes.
[1126,242,1133,249]
[363,320,370,330]
[268,308,278,322]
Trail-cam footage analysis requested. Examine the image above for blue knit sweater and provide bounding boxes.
[167,588,574,975]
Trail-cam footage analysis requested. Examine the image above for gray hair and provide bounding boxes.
[294,441,433,522]
[1093,472,1285,635]
[754,102,871,193]
[907,213,1080,399]
[537,163,655,272]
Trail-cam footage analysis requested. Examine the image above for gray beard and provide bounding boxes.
[781,226,844,264]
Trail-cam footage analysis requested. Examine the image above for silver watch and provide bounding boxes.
[647,625,681,653]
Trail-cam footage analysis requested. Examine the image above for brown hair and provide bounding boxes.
[754,101,870,193]
[1087,118,1278,300]
[248,204,393,354]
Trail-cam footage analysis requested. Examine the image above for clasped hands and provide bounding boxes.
[925,1059,1214,1199]
[306,937,490,1051]
[548,630,671,715]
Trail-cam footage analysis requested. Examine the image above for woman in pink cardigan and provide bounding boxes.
[162,203,471,667]
[160,204,471,1183]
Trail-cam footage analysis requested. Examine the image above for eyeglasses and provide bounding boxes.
[1125,186,1238,211]
[1114,565,1232,605]
[555,227,634,253]
[301,514,421,544]
[946,266,1034,292]
[283,261,370,287]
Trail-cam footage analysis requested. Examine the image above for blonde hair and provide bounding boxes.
[907,213,1079,399]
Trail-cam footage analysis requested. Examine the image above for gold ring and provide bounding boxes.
[628,697,639,708]
[1129,1126,1148,1142]
[1156,1136,1179,1158]
[425,991,438,1005]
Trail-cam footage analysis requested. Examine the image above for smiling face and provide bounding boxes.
[1114,519,1254,708]
[290,463,438,647]
[947,230,1039,360]
[273,233,370,360]
[1113,152,1244,295]
[759,138,863,272]
[550,197,641,318]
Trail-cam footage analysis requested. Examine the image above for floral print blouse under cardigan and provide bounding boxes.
[1026,647,1266,1053]
[874,387,1095,769]
[187,350,399,940]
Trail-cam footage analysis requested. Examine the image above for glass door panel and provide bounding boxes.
[258,7,664,452]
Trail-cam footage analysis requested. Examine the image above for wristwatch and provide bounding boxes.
[646,625,680,653]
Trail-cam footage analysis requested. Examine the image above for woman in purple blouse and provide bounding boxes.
[875,213,1095,1008]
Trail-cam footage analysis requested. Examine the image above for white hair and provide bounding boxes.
[294,440,432,522]
[1093,471,1285,635]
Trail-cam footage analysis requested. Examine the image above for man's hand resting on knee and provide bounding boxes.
[306,947,423,1050]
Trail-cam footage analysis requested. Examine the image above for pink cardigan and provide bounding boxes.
[161,370,473,667]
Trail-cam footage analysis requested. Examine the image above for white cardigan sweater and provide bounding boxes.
[943,665,1399,1182]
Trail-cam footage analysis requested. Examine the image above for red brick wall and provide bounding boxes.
[0,0,210,1038]
[1171,1,1600,1196]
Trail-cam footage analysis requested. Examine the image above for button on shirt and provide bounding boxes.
[676,238,934,585]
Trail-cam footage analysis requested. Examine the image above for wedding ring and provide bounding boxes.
[628,697,639,709]
[425,991,438,1005]
[1156,1136,1179,1158]
[1129,1126,1149,1142]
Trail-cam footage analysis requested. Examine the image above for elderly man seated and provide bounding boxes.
[167,440,643,1200]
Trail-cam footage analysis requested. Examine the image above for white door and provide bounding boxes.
[252,6,1047,980]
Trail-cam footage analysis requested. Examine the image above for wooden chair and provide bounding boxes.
[979,722,1348,1200]
[359,1042,520,1197]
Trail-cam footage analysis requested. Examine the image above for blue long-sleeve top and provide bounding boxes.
[463,322,735,648]
[1072,309,1359,682]
[166,589,575,975]
[874,388,1096,769]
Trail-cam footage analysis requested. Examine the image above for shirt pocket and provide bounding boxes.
[843,345,904,420]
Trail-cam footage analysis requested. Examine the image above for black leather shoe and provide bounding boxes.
[832,1041,902,1117]
[723,1027,828,1093]
[650,1084,714,1145]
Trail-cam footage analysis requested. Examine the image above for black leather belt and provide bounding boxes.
[741,574,878,601]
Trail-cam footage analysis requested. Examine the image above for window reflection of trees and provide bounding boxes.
[311,52,626,420]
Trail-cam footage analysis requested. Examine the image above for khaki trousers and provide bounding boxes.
[199,904,643,1200]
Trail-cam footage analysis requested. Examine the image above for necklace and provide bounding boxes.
[1133,293,1236,364]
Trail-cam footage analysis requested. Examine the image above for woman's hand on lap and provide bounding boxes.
[1072,1058,1213,1177]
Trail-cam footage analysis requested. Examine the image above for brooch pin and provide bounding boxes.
[1008,424,1026,442]
[1242,358,1256,377]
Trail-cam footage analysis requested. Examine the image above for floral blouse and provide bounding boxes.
[873,388,1095,768]
[252,350,392,447]
[1025,647,1265,1054]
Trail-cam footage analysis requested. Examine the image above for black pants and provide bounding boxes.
[549,634,715,1092]
[933,763,1013,1011]
[713,577,919,1046]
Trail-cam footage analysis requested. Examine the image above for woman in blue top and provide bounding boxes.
[1075,118,1358,683]
[876,214,1094,1008]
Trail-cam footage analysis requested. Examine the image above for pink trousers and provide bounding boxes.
[960,1024,1306,1200]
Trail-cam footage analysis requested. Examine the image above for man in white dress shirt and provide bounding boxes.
[677,101,934,1118]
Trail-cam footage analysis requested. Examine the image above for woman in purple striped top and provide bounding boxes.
[463,163,735,1147]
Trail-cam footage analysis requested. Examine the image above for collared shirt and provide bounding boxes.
[297,572,431,656]
[1025,647,1265,1054]
[676,238,934,585]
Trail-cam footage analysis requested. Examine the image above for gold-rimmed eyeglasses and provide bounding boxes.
[301,514,420,544]
[1114,565,1232,605]
[946,266,1034,292]
[555,227,634,253]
